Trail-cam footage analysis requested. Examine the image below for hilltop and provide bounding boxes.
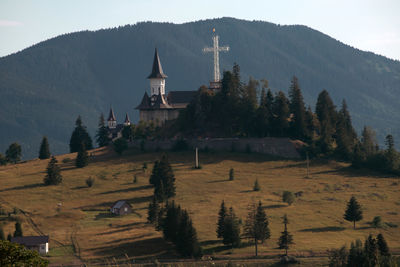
[0,148,399,265]
[1,17,400,158]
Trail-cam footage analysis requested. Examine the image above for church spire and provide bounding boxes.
[124,113,131,126]
[147,48,167,79]
[107,107,117,129]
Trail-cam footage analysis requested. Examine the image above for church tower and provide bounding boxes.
[123,113,131,126]
[148,48,167,99]
[107,107,117,129]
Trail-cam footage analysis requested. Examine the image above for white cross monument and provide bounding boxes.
[203,28,230,89]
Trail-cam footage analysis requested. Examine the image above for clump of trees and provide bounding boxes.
[69,116,93,153]
[43,156,62,185]
[2,143,22,164]
[0,240,49,266]
[149,155,176,202]
[328,234,395,267]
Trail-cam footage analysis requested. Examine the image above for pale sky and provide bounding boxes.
[1,0,400,61]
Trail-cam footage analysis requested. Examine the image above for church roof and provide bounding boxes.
[152,93,172,109]
[167,91,197,104]
[147,48,167,79]
[124,113,131,124]
[135,92,151,109]
[108,107,116,121]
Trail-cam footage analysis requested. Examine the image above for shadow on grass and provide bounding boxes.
[207,179,230,183]
[95,212,117,220]
[299,226,345,232]
[72,186,87,190]
[313,166,398,178]
[0,183,45,192]
[263,204,287,209]
[240,190,255,193]
[89,237,175,259]
[98,185,153,195]
[199,239,221,246]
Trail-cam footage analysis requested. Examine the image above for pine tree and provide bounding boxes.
[158,155,176,198]
[253,179,260,191]
[216,200,227,238]
[5,143,22,164]
[96,113,110,147]
[344,196,363,229]
[244,201,270,256]
[222,207,241,248]
[347,239,364,267]
[38,136,50,159]
[335,100,357,160]
[43,156,62,185]
[315,90,337,154]
[147,196,160,225]
[69,116,93,153]
[0,227,5,240]
[272,91,290,136]
[278,214,294,256]
[177,210,202,257]
[361,126,377,157]
[113,138,128,155]
[229,168,234,181]
[289,76,308,140]
[377,233,390,257]
[75,143,89,168]
[13,222,23,237]
[364,234,379,267]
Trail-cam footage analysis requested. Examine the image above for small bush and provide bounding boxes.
[282,191,295,205]
[62,157,72,163]
[253,179,260,191]
[86,177,95,187]
[371,216,383,228]
[113,138,128,155]
[229,168,234,181]
[133,175,138,184]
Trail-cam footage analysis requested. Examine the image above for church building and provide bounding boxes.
[106,107,131,140]
[135,48,197,125]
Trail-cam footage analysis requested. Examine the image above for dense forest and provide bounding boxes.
[0,17,399,158]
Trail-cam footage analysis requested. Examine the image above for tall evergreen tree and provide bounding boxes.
[223,207,241,248]
[377,233,390,257]
[347,239,365,267]
[38,136,50,159]
[43,156,62,185]
[69,116,93,153]
[216,200,227,239]
[315,90,337,154]
[272,91,290,136]
[5,143,22,164]
[361,126,377,157]
[335,100,357,160]
[96,113,109,147]
[278,214,294,256]
[289,76,308,140]
[177,210,202,257]
[75,143,89,168]
[147,196,160,225]
[364,234,379,267]
[151,155,175,201]
[344,196,363,229]
[244,201,270,256]
[13,222,23,237]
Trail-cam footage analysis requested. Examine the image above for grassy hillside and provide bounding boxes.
[0,148,399,265]
[1,17,400,158]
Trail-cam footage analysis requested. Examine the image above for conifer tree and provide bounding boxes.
[38,136,50,159]
[113,138,128,155]
[244,201,270,256]
[96,113,109,147]
[75,143,89,168]
[335,100,357,160]
[5,143,22,164]
[0,153,6,166]
[377,233,390,257]
[177,210,202,257]
[344,196,363,229]
[151,155,175,201]
[69,116,93,153]
[44,156,62,185]
[289,76,308,140]
[253,179,260,191]
[222,207,241,248]
[0,227,5,240]
[361,126,378,157]
[272,91,290,136]
[315,90,337,154]
[278,214,294,256]
[347,239,364,267]
[7,233,12,241]
[216,200,227,238]
[147,196,160,225]
[364,234,379,267]
[13,222,23,237]
[229,168,234,181]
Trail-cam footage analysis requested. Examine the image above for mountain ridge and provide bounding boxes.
[1,17,399,158]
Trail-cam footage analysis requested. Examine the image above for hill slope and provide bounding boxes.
[0,149,399,265]
[1,17,400,158]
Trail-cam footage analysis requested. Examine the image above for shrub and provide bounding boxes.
[371,216,383,228]
[133,175,138,184]
[253,179,260,191]
[86,177,95,187]
[229,168,234,181]
[282,191,295,205]
[113,138,128,155]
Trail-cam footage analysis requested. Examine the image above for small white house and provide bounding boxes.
[11,236,49,255]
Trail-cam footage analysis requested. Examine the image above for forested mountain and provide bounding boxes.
[0,17,399,158]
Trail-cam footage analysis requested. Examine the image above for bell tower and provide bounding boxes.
[147,48,167,98]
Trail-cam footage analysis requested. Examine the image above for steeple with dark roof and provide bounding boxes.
[147,48,167,79]
[107,107,117,129]
[124,113,131,126]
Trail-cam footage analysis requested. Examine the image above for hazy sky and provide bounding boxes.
[1,0,399,60]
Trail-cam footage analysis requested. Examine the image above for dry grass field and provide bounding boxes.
[0,147,399,266]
